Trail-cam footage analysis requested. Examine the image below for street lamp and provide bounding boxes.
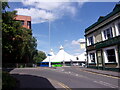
[48,20,51,67]
[45,18,51,67]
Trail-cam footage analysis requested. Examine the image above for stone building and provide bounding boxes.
[85,4,120,71]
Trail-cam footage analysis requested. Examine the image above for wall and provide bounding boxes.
[15,15,31,29]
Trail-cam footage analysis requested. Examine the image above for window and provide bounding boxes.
[118,23,120,35]
[103,27,113,40]
[97,51,102,64]
[76,57,79,60]
[21,21,24,25]
[88,36,94,45]
[27,21,31,29]
[106,49,116,62]
[89,53,95,63]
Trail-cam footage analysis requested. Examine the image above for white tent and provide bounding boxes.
[42,49,55,62]
[74,52,86,62]
[43,46,86,63]
[50,45,75,62]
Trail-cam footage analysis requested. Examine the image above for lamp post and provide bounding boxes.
[45,18,51,67]
[48,20,51,67]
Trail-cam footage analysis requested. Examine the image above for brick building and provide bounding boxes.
[15,15,31,29]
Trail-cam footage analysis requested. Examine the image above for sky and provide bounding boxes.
[7,0,118,56]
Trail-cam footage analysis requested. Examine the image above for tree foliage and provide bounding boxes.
[2,2,10,10]
[2,2,38,63]
[33,51,46,63]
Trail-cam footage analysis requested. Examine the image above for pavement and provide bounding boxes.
[79,67,120,78]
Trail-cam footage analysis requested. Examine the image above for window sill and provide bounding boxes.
[105,62,116,63]
[88,63,96,64]
[105,62,117,65]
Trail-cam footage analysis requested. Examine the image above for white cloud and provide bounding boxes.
[64,40,68,42]
[77,0,90,6]
[15,1,78,24]
[78,38,85,42]
[63,38,85,55]
[71,40,79,45]
[15,8,57,23]
[8,0,119,3]
[21,0,65,10]
[35,2,64,10]
[71,38,85,45]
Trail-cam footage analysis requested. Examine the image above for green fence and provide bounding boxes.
[51,62,63,67]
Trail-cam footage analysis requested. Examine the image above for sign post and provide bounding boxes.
[48,54,52,67]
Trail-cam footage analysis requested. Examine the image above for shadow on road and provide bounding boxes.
[11,74,56,90]
[2,68,15,72]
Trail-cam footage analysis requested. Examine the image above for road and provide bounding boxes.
[10,67,119,90]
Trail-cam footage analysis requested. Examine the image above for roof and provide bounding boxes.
[50,46,75,62]
[42,49,55,62]
[76,52,86,62]
[43,46,86,62]
[15,15,31,21]
[85,4,120,33]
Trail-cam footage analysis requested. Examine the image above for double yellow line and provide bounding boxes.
[79,69,120,79]
[58,82,71,90]
[48,78,72,90]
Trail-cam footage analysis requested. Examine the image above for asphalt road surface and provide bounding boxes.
[10,67,120,90]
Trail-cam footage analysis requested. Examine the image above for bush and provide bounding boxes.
[2,71,18,90]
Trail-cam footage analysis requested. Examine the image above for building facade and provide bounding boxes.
[15,15,31,29]
[85,4,120,71]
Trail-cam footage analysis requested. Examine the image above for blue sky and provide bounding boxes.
[7,1,118,55]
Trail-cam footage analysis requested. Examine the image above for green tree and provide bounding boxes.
[2,2,9,11]
[2,2,38,65]
[33,51,46,63]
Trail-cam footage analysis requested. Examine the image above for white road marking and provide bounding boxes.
[68,71,71,74]
[94,80,119,88]
[75,74,78,76]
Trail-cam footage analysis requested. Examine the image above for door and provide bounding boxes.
[97,50,103,66]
